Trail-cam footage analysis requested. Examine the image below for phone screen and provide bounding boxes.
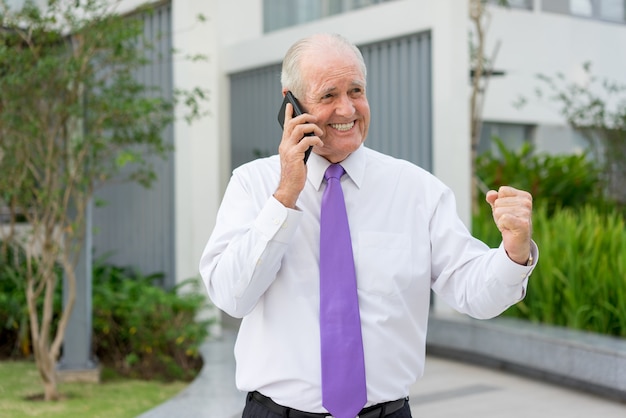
[277,91,313,163]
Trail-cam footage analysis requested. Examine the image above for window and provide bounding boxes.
[598,0,625,21]
[489,0,534,10]
[570,0,594,16]
[5,0,47,10]
[478,122,535,156]
[264,0,395,32]
[542,0,626,24]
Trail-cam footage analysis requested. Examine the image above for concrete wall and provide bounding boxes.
[216,0,471,227]
[478,5,626,153]
[166,0,471,254]
[114,0,626,286]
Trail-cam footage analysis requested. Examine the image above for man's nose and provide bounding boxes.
[335,95,356,117]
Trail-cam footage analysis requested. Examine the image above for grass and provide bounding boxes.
[0,360,188,418]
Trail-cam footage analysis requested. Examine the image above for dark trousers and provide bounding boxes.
[242,393,413,418]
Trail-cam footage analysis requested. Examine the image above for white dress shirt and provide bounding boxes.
[199,145,537,413]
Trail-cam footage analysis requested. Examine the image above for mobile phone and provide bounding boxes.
[277,91,313,163]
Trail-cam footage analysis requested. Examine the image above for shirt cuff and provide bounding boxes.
[254,196,303,244]
[494,240,539,285]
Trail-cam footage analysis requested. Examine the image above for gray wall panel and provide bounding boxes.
[230,64,284,168]
[360,32,432,171]
[92,2,175,286]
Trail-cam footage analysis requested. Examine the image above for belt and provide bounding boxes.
[249,391,408,418]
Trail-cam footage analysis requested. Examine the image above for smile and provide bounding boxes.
[330,122,354,131]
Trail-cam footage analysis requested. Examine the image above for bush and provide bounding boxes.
[0,246,212,380]
[473,202,626,337]
[0,241,61,359]
[476,137,610,216]
[0,242,28,358]
[474,140,626,336]
[92,260,212,381]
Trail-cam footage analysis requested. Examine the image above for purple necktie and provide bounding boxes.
[319,164,367,418]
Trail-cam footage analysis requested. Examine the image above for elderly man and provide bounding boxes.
[200,33,537,418]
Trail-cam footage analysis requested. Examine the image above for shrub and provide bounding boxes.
[0,247,213,380]
[474,138,626,336]
[473,202,626,337]
[476,137,610,216]
[92,260,213,381]
[0,241,62,358]
[0,242,27,358]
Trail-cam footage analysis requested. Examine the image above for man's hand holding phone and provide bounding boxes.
[274,92,323,209]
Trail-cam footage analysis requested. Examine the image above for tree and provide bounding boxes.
[0,0,206,400]
[469,0,505,212]
[521,62,626,205]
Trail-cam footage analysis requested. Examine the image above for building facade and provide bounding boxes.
[19,0,622,294]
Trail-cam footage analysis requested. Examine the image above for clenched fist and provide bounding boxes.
[486,186,533,265]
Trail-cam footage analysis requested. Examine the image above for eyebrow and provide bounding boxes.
[319,80,366,96]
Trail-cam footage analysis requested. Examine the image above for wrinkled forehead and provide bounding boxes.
[301,46,365,83]
[302,62,365,101]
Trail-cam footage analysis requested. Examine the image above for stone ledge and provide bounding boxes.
[56,365,102,384]
[426,314,626,402]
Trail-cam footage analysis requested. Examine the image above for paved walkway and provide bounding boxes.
[138,329,626,418]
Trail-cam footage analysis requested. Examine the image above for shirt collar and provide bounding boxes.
[308,145,366,191]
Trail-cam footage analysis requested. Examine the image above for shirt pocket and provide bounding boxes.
[355,231,413,296]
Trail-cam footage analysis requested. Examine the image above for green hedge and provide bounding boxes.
[474,138,626,336]
[474,198,626,337]
[92,261,213,381]
[476,137,606,215]
[0,247,212,380]
[0,243,62,358]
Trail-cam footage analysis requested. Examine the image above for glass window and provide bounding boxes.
[598,0,625,21]
[542,0,572,15]
[5,0,47,10]
[509,0,534,9]
[488,0,534,10]
[570,0,594,16]
[5,0,23,9]
[478,122,535,156]
[264,0,395,32]
[542,0,626,23]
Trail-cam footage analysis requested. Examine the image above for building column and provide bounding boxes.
[57,199,100,382]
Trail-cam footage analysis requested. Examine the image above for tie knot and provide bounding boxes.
[324,164,345,181]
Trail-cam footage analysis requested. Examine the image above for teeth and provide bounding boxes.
[330,122,354,131]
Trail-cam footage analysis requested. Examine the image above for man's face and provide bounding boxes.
[299,48,370,163]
